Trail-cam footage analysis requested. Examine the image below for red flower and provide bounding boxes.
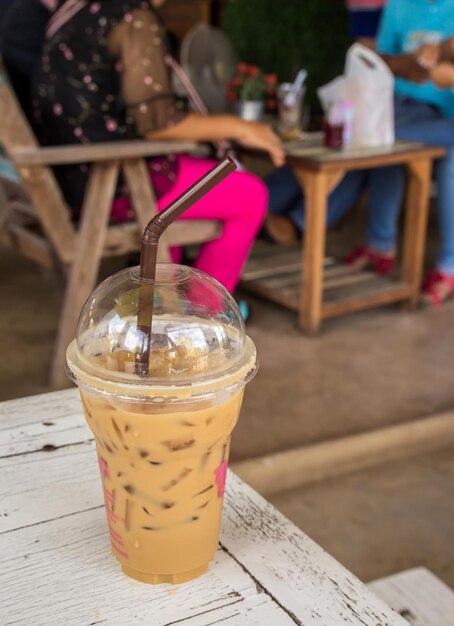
[264,73,278,85]
[267,98,277,109]
[226,61,278,104]
[236,62,248,74]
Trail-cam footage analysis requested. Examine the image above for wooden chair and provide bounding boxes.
[0,69,221,388]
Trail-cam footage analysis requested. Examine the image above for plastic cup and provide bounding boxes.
[277,82,305,139]
[323,119,344,149]
[66,264,257,584]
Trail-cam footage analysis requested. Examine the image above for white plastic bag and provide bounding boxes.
[317,76,347,114]
[344,43,394,147]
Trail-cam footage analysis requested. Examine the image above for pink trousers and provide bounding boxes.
[113,155,268,293]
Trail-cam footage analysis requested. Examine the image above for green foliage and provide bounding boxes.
[238,73,267,101]
[223,0,352,114]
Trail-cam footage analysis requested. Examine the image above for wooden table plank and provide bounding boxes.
[0,444,98,532]
[11,140,207,166]
[369,567,454,626]
[0,389,89,457]
[252,267,377,292]
[241,247,302,279]
[0,388,80,429]
[223,474,408,626]
[286,142,445,172]
[0,512,295,626]
[322,282,413,318]
[0,391,408,626]
[241,244,413,318]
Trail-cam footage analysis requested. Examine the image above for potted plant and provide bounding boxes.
[226,63,277,121]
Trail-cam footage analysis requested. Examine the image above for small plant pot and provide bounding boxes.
[235,100,265,122]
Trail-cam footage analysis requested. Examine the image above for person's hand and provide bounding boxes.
[417,42,441,69]
[235,121,285,167]
[399,53,431,82]
[439,36,454,63]
[430,62,454,88]
[384,52,430,83]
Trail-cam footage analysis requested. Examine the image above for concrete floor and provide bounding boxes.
[237,289,454,461]
[1,215,453,590]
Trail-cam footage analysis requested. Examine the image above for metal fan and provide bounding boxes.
[179,23,237,113]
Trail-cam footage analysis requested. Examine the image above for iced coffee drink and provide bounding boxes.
[66,264,257,584]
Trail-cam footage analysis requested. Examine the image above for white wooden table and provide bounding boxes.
[369,567,454,626]
[0,389,408,626]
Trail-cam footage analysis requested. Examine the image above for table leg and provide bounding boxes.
[294,170,330,335]
[123,158,171,262]
[401,158,432,307]
[51,161,119,388]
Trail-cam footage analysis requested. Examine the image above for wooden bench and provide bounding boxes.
[0,65,221,388]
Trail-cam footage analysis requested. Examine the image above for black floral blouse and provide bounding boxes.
[33,0,187,210]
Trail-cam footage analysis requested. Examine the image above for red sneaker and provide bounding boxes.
[345,245,396,276]
[421,269,454,307]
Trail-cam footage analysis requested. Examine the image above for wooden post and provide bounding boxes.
[122,158,171,262]
[401,158,432,306]
[51,161,119,388]
[295,169,330,335]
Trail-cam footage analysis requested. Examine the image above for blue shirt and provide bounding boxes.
[376,0,454,117]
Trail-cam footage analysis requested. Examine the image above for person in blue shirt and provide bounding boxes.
[265,1,454,302]
[375,0,454,305]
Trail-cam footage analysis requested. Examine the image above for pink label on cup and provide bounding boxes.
[109,524,124,544]
[106,508,125,525]
[111,542,128,560]
[108,522,128,559]
[98,454,110,480]
[103,486,114,505]
[214,460,228,498]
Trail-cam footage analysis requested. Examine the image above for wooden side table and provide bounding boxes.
[242,141,445,335]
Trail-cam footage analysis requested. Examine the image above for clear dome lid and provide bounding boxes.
[66,264,257,395]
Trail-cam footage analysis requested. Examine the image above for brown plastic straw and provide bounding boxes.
[136,157,237,376]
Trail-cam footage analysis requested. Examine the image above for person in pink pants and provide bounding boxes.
[154,155,268,294]
[112,154,268,293]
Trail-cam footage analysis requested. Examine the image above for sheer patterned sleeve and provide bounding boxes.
[113,8,187,136]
